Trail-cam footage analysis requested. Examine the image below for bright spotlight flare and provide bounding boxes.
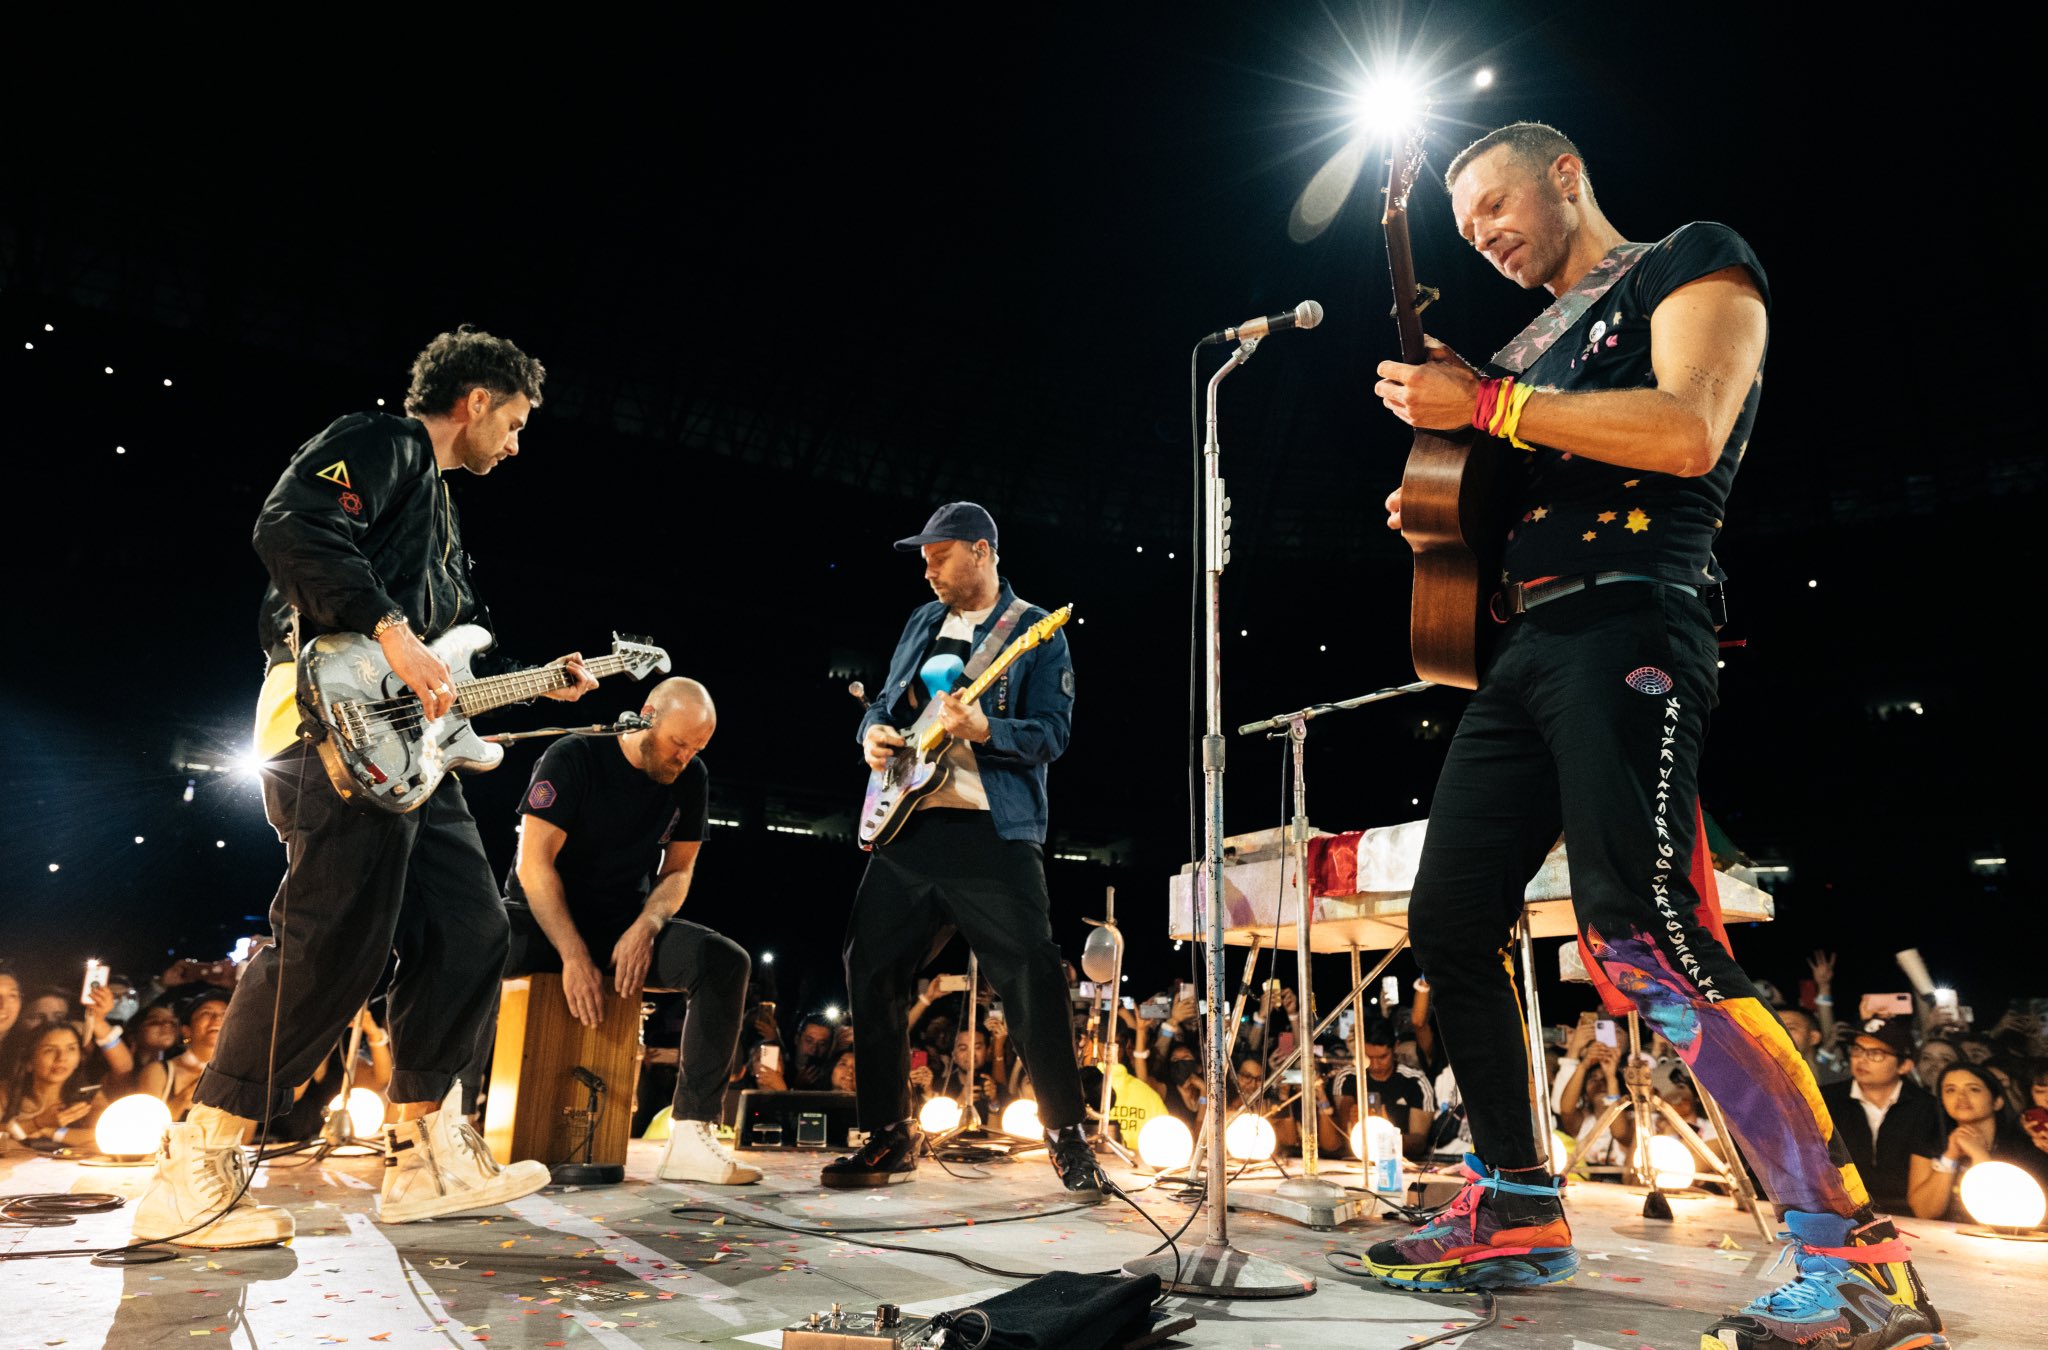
[1199,300,1324,346]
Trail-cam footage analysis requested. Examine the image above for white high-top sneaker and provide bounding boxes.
[130,1107,295,1248]
[656,1119,762,1185]
[379,1080,550,1224]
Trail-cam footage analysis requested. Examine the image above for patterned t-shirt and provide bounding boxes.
[1498,222,1769,589]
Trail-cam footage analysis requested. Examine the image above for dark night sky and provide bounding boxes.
[2,6,2037,1025]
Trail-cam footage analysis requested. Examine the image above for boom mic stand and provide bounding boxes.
[1221,681,1431,1228]
[1123,333,1313,1300]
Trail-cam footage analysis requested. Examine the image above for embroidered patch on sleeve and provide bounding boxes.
[1060,669,1075,698]
[527,780,557,810]
[338,492,363,516]
[314,460,351,488]
[1625,667,1674,695]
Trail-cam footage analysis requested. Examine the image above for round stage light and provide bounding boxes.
[1137,1116,1194,1171]
[326,1087,387,1139]
[1960,1161,2048,1231]
[918,1096,963,1134]
[95,1093,172,1159]
[999,1099,1042,1139]
[1225,1112,1276,1162]
[1647,1135,1697,1191]
[1348,1120,1363,1159]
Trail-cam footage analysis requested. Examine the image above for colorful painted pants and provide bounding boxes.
[1408,581,1867,1217]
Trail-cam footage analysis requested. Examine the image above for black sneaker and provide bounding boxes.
[821,1124,919,1189]
[1046,1126,1105,1204]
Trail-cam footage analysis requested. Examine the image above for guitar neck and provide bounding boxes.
[913,636,1039,756]
[455,654,630,715]
[1383,205,1428,364]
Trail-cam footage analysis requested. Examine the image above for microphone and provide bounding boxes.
[611,712,653,733]
[572,1066,606,1093]
[1201,299,1324,346]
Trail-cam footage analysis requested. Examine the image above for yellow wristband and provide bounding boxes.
[1499,382,1538,450]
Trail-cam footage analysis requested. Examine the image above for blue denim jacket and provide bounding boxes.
[857,580,1073,844]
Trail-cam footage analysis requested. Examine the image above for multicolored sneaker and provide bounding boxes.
[1362,1154,1577,1291]
[1701,1211,1947,1350]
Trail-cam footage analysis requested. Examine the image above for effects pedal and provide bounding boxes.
[780,1302,934,1349]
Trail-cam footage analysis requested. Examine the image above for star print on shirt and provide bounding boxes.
[1582,531,1598,542]
[1625,509,1651,534]
[1623,479,1640,488]
[1597,511,1618,524]
[1531,507,1549,521]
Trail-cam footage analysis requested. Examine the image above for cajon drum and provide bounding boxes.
[482,973,645,1168]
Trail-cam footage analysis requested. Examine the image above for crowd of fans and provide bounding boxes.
[9,940,2048,1230]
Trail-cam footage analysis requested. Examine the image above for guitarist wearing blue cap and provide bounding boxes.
[825,502,1102,1201]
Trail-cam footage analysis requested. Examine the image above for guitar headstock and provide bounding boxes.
[611,633,673,679]
[1382,112,1432,220]
[1023,604,1073,648]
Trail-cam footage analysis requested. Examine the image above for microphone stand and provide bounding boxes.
[484,714,653,745]
[1124,336,1313,1300]
[1223,681,1432,1228]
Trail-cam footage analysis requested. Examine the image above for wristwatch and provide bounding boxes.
[372,609,409,639]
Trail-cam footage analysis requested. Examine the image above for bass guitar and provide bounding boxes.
[857,604,1071,848]
[260,625,670,812]
[1385,125,1517,690]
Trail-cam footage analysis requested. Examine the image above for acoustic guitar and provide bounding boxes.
[1384,128,1517,690]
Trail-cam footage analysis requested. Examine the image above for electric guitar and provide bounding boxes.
[1385,124,1517,690]
[857,604,1071,848]
[259,625,670,813]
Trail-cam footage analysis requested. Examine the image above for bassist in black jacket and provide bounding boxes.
[131,327,596,1250]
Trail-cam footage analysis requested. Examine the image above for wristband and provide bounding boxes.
[97,1027,123,1049]
[6,1120,26,1141]
[371,610,409,639]
[1159,1025,1175,1039]
[1930,1154,1960,1174]
[1813,994,1834,1006]
[52,1127,68,1144]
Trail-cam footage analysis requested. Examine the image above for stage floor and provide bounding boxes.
[3,1137,2037,1348]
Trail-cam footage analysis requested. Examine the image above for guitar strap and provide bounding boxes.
[959,596,1033,686]
[1488,241,1652,375]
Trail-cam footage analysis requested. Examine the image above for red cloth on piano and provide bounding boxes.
[1307,831,1360,897]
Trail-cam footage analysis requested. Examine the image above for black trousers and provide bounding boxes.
[473,905,751,1122]
[843,808,1085,1131]
[1408,584,1864,1216]
[197,745,508,1121]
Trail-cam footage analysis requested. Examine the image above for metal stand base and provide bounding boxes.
[1227,1176,1364,1230]
[1123,1241,1316,1297]
[551,1162,623,1186]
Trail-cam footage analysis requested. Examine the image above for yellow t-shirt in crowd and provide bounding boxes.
[1107,1063,1169,1145]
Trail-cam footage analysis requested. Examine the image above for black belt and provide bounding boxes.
[1499,571,1698,617]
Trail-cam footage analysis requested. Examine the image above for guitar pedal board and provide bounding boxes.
[779,1302,935,1349]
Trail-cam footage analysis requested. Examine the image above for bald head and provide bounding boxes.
[646,676,715,723]
[630,677,716,783]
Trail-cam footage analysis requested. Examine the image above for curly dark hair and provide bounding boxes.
[403,325,546,417]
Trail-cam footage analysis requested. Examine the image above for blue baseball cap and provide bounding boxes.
[893,501,999,553]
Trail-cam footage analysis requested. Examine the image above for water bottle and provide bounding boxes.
[1364,1091,1404,1197]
